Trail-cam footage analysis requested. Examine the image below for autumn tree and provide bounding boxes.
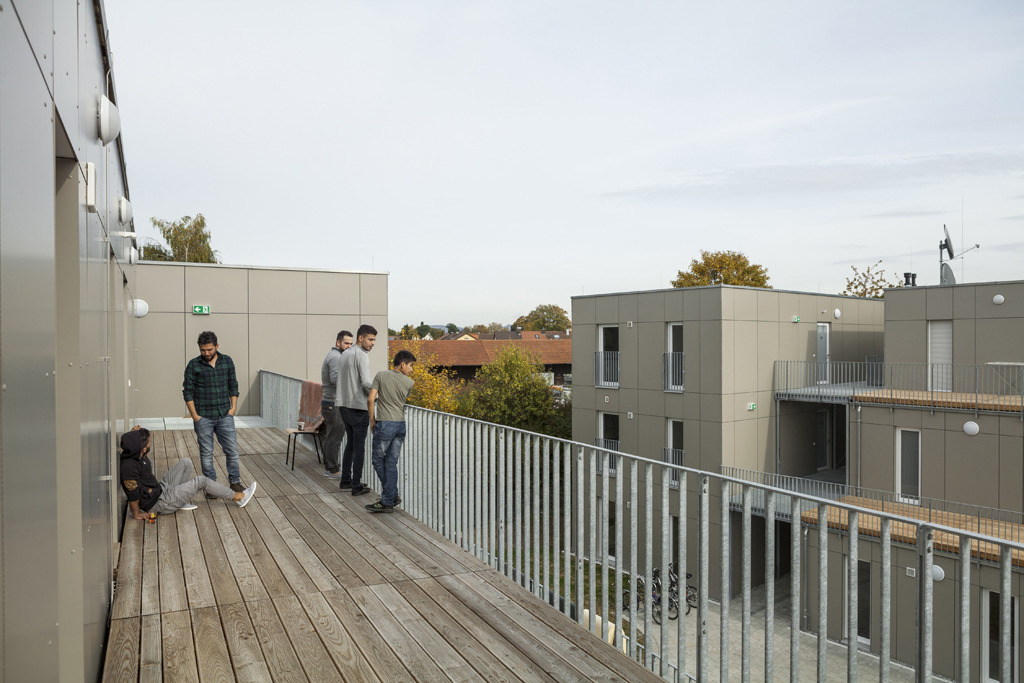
[390,341,464,413]
[464,322,506,334]
[399,324,416,340]
[841,260,902,298]
[467,345,559,434]
[512,304,571,331]
[141,214,220,263]
[671,250,770,289]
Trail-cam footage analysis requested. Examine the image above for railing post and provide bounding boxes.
[588,447,598,632]
[790,496,801,683]
[721,478,731,682]
[881,517,891,681]
[1001,545,1012,683]
[817,502,828,681]
[959,534,971,683]
[917,525,934,683]
[741,486,752,683]
[697,474,710,682]
[765,490,775,682]
[847,510,858,682]
[575,445,585,624]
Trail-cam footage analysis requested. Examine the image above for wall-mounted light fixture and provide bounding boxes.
[133,299,149,318]
[118,196,133,225]
[963,421,980,436]
[834,308,842,319]
[931,565,945,582]
[97,95,121,144]
[993,294,1005,305]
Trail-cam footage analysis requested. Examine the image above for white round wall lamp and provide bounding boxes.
[834,308,842,319]
[98,95,121,144]
[963,421,980,436]
[931,565,945,582]
[118,197,133,225]
[133,299,149,318]
[993,294,1005,305]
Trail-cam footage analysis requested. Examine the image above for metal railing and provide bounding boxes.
[399,405,1024,683]
[775,360,1024,415]
[596,351,620,388]
[664,352,686,392]
[663,448,685,488]
[595,438,619,475]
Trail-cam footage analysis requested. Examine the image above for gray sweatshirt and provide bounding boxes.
[337,345,372,410]
[320,347,342,403]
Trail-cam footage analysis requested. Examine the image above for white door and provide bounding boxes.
[816,323,830,384]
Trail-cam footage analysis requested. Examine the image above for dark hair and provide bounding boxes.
[197,330,218,346]
[337,330,353,344]
[357,324,377,339]
[393,350,416,366]
[138,427,151,446]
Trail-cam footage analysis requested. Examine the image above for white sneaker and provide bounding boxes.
[179,503,199,511]
[237,481,258,508]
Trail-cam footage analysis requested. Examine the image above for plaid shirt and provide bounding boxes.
[182,352,239,418]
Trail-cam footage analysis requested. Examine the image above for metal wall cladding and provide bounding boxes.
[2,0,134,679]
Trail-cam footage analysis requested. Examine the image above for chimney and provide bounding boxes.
[904,272,912,286]
[911,273,917,287]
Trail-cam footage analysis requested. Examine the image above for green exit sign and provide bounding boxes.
[192,305,210,315]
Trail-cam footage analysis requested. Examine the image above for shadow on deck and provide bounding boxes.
[102,427,660,682]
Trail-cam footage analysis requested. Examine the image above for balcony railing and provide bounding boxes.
[663,352,685,392]
[595,351,620,388]
[595,438,619,475]
[663,448,685,488]
[775,359,1024,415]
[398,404,1024,682]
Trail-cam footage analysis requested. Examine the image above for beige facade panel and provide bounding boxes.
[306,271,361,315]
[882,319,926,363]
[184,266,249,314]
[976,282,1024,318]
[595,295,620,323]
[636,291,665,322]
[305,315,361,379]
[926,286,954,320]
[136,264,185,313]
[359,273,389,315]
[636,322,662,388]
[573,296,596,325]
[248,268,307,314]
[135,312,188,419]
[732,288,758,321]
[976,318,1024,363]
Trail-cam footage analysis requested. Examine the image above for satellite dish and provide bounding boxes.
[941,224,954,260]
[940,262,957,285]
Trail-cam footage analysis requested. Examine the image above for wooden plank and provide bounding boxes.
[358,507,467,577]
[295,592,380,683]
[191,606,233,682]
[293,495,386,586]
[273,595,345,682]
[254,427,289,454]
[371,582,487,682]
[191,501,243,606]
[257,495,342,592]
[252,451,314,496]
[101,617,140,683]
[218,601,274,683]
[161,610,200,683]
[246,598,306,680]
[312,494,410,584]
[388,508,485,574]
[238,500,320,596]
[175,510,217,609]
[139,614,162,683]
[141,511,162,616]
[405,577,550,682]
[275,494,364,587]
[234,448,287,499]
[322,588,416,682]
[346,585,450,681]
[217,503,287,599]
[111,518,143,619]
[157,513,189,613]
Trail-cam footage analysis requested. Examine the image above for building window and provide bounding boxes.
[596,412,619,475]
[664,419,684,488]
[928,320,953,392]
[982,590,1018,682]
[664,323,685,392]
[596,325,620,388]
[896,428,920,503]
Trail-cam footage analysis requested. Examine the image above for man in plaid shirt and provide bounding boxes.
[183,330,246,492]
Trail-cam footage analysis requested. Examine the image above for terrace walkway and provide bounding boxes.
[102,426,661,682]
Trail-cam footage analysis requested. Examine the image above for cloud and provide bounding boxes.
[606,149,1024,201]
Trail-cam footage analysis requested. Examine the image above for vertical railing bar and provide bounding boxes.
[918,525,934,683]
[475,422,483,560]
[614,453,624,653]
[790,496,802,683]
[575,445,585,624]
[721,478,731,682]
[629,460,639,659]
[848,510,859,683]
[697,474,710,682]
[562,442,571,618]
[678,470,687,678]
[456,419,464,549]
[498,429,507,575]
[1000,544,1012,683]
[765,490,776,682]
[645,462,654,669]
[542,439,551,608]
[601,447,610,643]
[552,441,561,612]
[959,534,970,683]
[488,426,497,569]
[880,517,891,683]
[660,466,670,677]
[532,436,541,598]
[514,431,523,583]
[818,502,828,681]
[522,434,531,589]
[742,485,752,683]
[588,447,597,633]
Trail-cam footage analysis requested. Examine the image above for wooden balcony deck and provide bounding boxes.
[102,427,660,682]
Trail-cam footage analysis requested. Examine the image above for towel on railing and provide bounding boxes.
[297,380,324,432]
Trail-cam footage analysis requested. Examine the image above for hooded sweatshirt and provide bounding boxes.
[119,431,162,511]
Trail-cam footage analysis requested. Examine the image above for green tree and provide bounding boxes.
[399,324,416,340]
[142,214,220,263]
[512,304,571,331]
[469,345,558,433]
[415,321,431,339]
[446,323,459,334]
[841,260,902,298]
[671,250,770,288]
[387,328,398,337]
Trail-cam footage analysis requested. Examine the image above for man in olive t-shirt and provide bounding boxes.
[365,350,416,512]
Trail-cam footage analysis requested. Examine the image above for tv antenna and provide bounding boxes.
[939,224,979,285]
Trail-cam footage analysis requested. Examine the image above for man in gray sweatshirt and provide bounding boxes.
[319,330,352,478]
[336,324,377,495]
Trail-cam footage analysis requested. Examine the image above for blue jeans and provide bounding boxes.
[371,421,406,506]
[338,407,369,487]
[194,415,240,484]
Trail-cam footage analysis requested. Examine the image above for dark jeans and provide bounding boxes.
[338,407,369,487]
[321,401,344,472]
[371,421,406,506]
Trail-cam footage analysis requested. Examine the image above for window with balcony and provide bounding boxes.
[664,419,685,488]
[596,412,619,475]
[595,325,620,388]
[896,428,920,503]
[664,323,685,392]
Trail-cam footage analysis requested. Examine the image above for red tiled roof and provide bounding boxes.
[389,339,572,367]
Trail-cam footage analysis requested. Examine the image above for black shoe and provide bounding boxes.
[351,485,370,496]
[230,482,246,493]
[365,501,393,513]
[394,496,402,506]
[339,481,353,490]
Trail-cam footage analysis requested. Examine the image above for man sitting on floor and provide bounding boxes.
[119,427,257,520]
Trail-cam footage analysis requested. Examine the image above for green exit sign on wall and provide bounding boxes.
[192,305,210,315]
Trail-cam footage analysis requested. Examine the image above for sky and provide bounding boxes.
[103,0,1024,330]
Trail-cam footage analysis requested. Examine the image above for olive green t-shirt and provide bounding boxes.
[370,370,414,422]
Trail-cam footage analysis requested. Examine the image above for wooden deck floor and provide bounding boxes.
[102,427,660,682]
